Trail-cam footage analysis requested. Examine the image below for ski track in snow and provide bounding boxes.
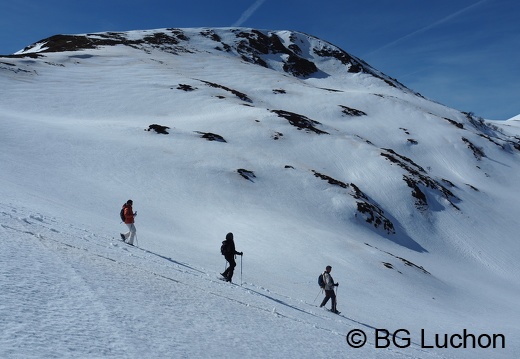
[1,28,519,358]
[0,202,454,359]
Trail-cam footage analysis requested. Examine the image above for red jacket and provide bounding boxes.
[123,204,134,224]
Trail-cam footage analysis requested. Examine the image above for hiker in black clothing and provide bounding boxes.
[320,265,340,313]
[220,232,243,282]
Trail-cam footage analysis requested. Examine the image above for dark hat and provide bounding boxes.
[226,232,234,240]
[326,265,332,270]
[127,199,133,205]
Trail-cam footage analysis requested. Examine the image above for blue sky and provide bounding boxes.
[1,0,518,120]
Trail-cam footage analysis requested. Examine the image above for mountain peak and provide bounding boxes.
[12,27,411,92]
[2,24,520,358]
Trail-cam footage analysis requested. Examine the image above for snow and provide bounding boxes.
[1,27,519,358]
[505,114,520,131]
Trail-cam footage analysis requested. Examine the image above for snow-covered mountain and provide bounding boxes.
[1,27,519,358]
[506,114,520,127]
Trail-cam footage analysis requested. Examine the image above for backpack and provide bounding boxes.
[318,273,325,288]
[220,240,230,256]
[120,205,126,222]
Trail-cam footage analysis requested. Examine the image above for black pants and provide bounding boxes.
[320,289,337,310]
[222,255,236,280]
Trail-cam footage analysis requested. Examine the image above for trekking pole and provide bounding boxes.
[313,288,322,303]
[335,284,338,309]
[240,255,243,286]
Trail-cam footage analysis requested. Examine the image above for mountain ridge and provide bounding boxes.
[1,26,519,357]
[7,27,412,92]
[2,27,519,258]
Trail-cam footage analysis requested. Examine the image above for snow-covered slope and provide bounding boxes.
[505,114,520,130]
[1,27,519,358]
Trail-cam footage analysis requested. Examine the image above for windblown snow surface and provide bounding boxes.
[1,28,519,358]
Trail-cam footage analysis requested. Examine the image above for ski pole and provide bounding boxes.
[240,255,243,286]
[334,285,338,310]
[313,288,323,303]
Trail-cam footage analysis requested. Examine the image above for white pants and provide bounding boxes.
[123,223,136,244]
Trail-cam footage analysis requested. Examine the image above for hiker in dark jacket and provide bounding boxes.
[220,232,243,282]
[320,265,339,313]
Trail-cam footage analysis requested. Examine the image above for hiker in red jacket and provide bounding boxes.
[120,199,137,245]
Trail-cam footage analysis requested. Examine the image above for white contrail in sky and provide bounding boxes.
[232,0,267,27]
[365,0,488,57]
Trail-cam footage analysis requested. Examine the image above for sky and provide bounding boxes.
[1,0,518,120]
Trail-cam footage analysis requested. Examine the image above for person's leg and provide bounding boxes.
[226,256,236,281]
[330,291,337,311]
[126,224,136,245]
[222,261,230,277]
[320,290,332,307]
